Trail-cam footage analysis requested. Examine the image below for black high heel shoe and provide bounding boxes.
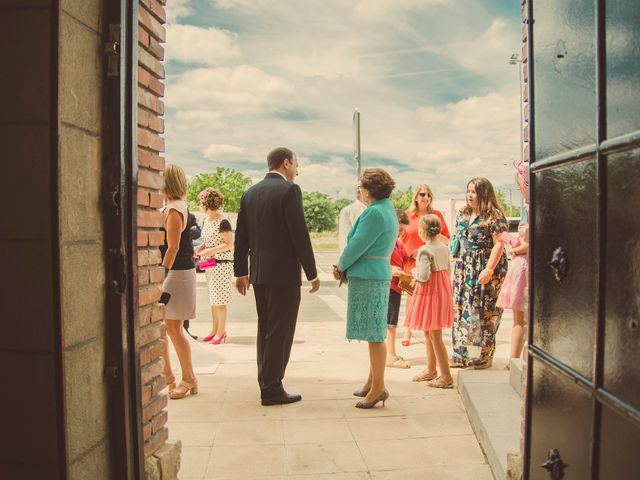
[355,389,389,409]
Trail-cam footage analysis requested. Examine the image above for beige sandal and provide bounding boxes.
[412,370,437,382]
[168,379,198,399]
[426,376,454,389]
[386,355,411,369]
[166,376,176,392]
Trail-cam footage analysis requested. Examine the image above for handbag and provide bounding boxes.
[198,258,217,270]
[397,272,415,296]
[449,234,461,258]
[339,270,348,287]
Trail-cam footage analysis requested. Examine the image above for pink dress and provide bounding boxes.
[497,222,529,311]
[404,242,454,332]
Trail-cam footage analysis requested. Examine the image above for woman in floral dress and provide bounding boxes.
[450,177,508,369]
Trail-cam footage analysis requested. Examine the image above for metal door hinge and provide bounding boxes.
[105,24,121,77]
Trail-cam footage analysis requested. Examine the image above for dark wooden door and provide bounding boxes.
[524,0,640,478]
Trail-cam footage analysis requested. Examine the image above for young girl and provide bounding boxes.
[497,162,529,368]
[404,214,454,388]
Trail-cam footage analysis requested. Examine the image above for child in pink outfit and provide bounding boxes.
[496,161,530,367]
[404,214,454,388]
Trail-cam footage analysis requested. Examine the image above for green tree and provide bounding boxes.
[496,190,520,217]
[187,167,252,212]
[333,198,352,214]
[390,187,413,211]
[302,192,338,232]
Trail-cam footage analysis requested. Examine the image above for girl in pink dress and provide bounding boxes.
[497,162,529,367]
[404,214,454,388]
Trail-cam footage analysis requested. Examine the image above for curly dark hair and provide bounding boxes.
[199,187,224,211]
[360,168,395,200]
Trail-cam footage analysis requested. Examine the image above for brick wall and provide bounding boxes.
[136,0,171,459]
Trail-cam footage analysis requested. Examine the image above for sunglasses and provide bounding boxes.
[418,192,430,198]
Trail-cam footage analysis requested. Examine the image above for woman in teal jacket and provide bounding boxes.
[334,168,398,409]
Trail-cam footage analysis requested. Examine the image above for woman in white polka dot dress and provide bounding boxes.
[194,188,234,345]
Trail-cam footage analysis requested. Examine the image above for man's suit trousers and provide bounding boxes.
[253,284,301,398]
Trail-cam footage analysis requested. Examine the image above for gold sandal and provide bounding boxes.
[386,356,411,369]
[168,379,198,399]
[412,370,437,382]
[426,376,454,389]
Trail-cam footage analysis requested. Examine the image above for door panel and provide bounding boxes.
[528,359,592,480]
[606,1,640,138]
[532,159,596,379]
[604,149,640,410]
[526,0,640,477]
[533,0,596,160]
[598,406,640,478]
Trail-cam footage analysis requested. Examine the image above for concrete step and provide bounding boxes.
[509,358,524,398]
[458,369,521,480]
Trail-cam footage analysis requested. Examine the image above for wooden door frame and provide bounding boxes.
[103,0,145,477]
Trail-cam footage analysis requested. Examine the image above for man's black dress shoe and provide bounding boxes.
[261,393,302,406]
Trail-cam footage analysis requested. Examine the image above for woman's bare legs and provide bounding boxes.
[363,341,387,403]
[162,332,175,388]
[510,309,526,359]
[402,294,413,344]
[386,327,398,363]
[428,329,452,381]
[425,331,437,375]
[212,305,227,338]
[208,306,219,337]
[165,319,196,383]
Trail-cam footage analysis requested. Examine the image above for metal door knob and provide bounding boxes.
[541,448,567,479]
[548,247,568,282]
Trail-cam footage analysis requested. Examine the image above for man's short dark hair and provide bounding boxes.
[267,147,294,170]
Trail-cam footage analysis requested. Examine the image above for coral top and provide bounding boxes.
[400,209,450,269]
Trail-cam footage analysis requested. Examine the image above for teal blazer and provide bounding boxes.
[338,198,398,280]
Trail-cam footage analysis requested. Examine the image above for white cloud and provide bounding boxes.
[165,25,240,66]
[166,65,295,113]
[165,0,524,200]
[166,0,193,23]
[203,143,246,160]
[354,0,453,22]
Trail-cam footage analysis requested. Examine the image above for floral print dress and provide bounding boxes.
[451,209,508,365]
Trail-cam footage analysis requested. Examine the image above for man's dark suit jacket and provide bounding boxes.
[234,172,317,285]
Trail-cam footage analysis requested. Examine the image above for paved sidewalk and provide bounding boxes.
[167,283,514,479]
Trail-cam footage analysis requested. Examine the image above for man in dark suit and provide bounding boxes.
[234,147,320,406]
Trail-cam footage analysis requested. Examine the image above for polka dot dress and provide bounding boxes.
[202,217,234,306]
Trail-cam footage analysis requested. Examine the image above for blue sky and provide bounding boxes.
[164,0,523,201]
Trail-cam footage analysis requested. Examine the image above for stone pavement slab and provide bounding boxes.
[168,284,515,479]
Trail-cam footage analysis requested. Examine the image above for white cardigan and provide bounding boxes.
[414,242,450,282]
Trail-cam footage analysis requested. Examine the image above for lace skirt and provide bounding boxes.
[346,277,391,342]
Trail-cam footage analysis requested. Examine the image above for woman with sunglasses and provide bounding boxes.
[400,185,450,355]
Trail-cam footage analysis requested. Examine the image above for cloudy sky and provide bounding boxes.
[164,0,523,201]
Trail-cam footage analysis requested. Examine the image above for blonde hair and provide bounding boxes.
[408,184,434,216]
[162,164,188,200]
[419,214,442,241]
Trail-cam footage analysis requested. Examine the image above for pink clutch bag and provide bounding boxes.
[198,258,217,270]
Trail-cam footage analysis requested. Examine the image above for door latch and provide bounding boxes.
[548,247,568,282]
[105,24,121,77]
[541,448,567,479]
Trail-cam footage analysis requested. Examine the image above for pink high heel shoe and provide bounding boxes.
[209,333,227,345]
[202,334,215,342]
